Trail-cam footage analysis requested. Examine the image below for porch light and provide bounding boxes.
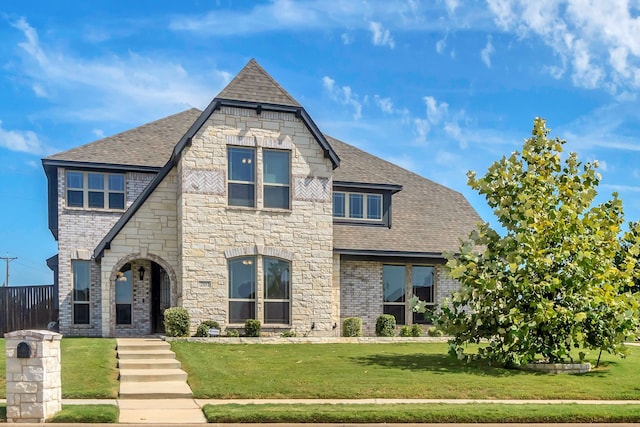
[138,266,146,280]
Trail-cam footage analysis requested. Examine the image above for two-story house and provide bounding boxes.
[42,59,481,337]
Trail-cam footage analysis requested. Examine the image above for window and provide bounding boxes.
[228,147,255,207]
[333,191,383,221]
[263,150,290,209]
[264,257,291,324]
[116,264,132,325]
[228,257,256,323]
[383,265,406,325]
[66,171,125,210]
[72,260,90,325]
[412,266,434,324]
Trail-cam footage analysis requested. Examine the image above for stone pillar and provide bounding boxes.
[4,330,62,423]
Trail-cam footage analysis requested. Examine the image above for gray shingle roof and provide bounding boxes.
[44,108,202,167]
[216,59,301,107]
[329,136,482,255]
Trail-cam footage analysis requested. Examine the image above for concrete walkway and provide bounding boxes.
[116,338,206,424]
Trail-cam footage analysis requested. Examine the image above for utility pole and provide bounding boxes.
[0,256,17,287]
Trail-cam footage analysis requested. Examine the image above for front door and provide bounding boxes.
[151,263,170,333]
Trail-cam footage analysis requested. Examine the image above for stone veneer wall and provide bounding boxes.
[99,169,179,337]
[4,330,62,423]
[340,260,457,336]
[56,169,155,336]
[177,106,334,335]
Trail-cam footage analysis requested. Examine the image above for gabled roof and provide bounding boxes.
[92,60,339,259]
[329,136,482,255]
[217,59,301,107]
[43,109,202,168]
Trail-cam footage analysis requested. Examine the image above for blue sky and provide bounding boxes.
[1,0,640,285]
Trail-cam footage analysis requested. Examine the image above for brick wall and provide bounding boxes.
[56,169,155,336]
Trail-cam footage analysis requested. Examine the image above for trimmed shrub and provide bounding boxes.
[281,330,297,338]
[399,325,412,337]
[342,317,362,337]
[164,307,190,337]
[224,329,240,337]
[427,326,444,337]
[244,319,261,337]
[375,314,396,337]
[411,324,424,337]
[194,320,221,337]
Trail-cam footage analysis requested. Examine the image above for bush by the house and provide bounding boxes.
[399,325,412,337]
[194,320,221,337]
[164,307,190,337]
[411,324,424,337]
[281,330,297,338]
[342,317,362,337]
[244,319,261,337]
[224,329,240,337]
[375,314,396,337]
[427,326,443,337]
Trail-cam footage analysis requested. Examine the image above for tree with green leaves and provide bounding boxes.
[425,117,640,366]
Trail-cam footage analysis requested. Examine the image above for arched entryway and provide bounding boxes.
[110,254,176,336]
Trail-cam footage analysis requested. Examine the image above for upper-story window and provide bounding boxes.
[66,171,125,210]
[228,147,255,207]
[228,146,291,210]
[333,191,382,220]
[263,150,290,210]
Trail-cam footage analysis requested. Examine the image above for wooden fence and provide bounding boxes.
[0,285,57,336]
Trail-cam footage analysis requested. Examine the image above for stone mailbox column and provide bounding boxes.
[4,330,62,423]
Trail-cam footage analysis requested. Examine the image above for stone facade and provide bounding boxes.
[56,169,156,336]
[100,169,180,337]
[340,260,450,335]
[4,330,62,423]
[176,106,334,335]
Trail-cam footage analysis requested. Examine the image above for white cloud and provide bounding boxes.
[436,38,447,54]
[480,35,495,68]
[92,129,105,139]
[374,95,394,114]
[413,118,430,144]
[424,96,449,124]
[369,21,395,48]
[322,76,362,119]
[486,0,640,92]
[445,0,459,15]
[341,32,353,44]
[601,183,640,193]
[0,120,47,155]
[10,18,224,124]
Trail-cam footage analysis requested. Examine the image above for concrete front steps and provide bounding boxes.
[116,338,193,399]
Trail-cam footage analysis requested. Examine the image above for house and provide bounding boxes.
[41,59,481,337]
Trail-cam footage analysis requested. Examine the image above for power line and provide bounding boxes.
[0,256,17,287]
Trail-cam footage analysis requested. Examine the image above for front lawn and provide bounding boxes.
[61,338,119,398]
[203,403,640,423]
[1,338,118,399]
[172,341,640,399]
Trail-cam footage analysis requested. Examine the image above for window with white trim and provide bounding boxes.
[72,260,91,325]
[333,191,382,220]
[66,171,125,210]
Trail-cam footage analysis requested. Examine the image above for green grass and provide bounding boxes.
[0,338,118,399]
[202,403,640,423]
[61,338,119,399]
[172,341,640,399]
[48,405,118,423]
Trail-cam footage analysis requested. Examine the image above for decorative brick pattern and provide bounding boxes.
[261,136,293,149]
[182,168,225,195]
[293,176,331,202]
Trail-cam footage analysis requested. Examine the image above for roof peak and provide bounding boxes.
[216,59,301,107]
